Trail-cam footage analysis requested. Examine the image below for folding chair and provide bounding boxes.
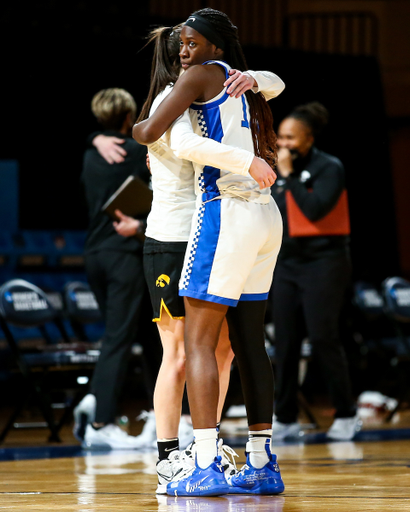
[353,281,385,319]
[381,276,410,420]
[352,280,387,364]
[63,281,103,342]
[0,279,99,442]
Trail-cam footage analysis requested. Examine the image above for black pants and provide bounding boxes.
[85,250,162,424]
[271,252,356,424]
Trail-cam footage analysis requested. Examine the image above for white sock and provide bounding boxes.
[247,429,272,468]
[193,428,218,469]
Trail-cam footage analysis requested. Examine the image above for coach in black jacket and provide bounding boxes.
[270,102,360,442]
[78,88,160,449]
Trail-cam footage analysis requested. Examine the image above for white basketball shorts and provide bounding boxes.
[179,195,283,306]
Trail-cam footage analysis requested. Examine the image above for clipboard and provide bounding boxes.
[102,175,153,220]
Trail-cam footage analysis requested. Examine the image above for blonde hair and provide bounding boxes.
[91,88,137,130]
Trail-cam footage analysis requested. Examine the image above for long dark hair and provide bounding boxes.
[137,25,182,122]
[191,8,278,167]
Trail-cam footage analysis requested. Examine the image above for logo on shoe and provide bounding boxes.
[156,274,170,287]
[238,467,269,485]
[186,476,210,493]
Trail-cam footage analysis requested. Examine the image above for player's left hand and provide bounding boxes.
[224,69,255,98]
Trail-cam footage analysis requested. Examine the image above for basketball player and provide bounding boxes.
[96,24,284,492]
[133,9,285,497]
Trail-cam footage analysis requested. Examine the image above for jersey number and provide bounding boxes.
[241,95,250,128]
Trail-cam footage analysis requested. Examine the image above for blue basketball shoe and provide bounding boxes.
[228,440,285,495]
[166,455,229,497]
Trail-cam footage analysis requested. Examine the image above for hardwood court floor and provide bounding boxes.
[1,407,410,511]
[1,437,410,510]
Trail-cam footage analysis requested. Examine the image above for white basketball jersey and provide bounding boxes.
[188,60,271,203]
[145,85,197,242]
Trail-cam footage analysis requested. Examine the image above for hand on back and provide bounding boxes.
[224,69,255,98]
[93,135,127,164]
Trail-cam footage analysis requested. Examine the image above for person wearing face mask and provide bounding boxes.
[270,101,361,442]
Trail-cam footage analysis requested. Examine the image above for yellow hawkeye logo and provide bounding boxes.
[156,274,170,288]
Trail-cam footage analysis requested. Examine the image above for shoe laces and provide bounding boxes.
[218,439,239,475]
[238,464,250,477]
[181,441,195,463]
[232,448,252,476]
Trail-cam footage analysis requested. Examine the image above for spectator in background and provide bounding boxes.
[74,88,162,449]
[270,101,361,441]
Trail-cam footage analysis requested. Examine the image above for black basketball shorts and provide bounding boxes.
[143,237,187,321]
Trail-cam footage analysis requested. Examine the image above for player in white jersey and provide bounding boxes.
[133,9,285,497]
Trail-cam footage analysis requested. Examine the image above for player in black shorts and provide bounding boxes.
[143,239,187,321]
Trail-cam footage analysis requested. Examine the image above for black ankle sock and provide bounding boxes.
[158,438,179,461]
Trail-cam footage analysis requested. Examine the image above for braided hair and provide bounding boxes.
[191,8,278,167]
[137,25,182,122]
[288,101,329,139]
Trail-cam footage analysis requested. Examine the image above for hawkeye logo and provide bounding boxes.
[156,274,170,288]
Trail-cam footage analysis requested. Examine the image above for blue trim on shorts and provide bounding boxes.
[183,199,221,297]
[179,288,238,307]
[239,292,269,301]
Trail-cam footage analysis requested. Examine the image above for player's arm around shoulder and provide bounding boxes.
[133,66,209,146]
[245,70,285,101]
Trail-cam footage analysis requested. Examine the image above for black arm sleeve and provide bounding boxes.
[287,159,345,221]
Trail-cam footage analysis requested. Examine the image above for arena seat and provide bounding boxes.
[381,276,410,420]
[0,279,99,442]
[382,277,410,326]
[63,281,104,342]
[353,281,385,319]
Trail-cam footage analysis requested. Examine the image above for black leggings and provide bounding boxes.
[227,300,274,426]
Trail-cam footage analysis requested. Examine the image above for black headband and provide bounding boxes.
[184,14,226,51]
